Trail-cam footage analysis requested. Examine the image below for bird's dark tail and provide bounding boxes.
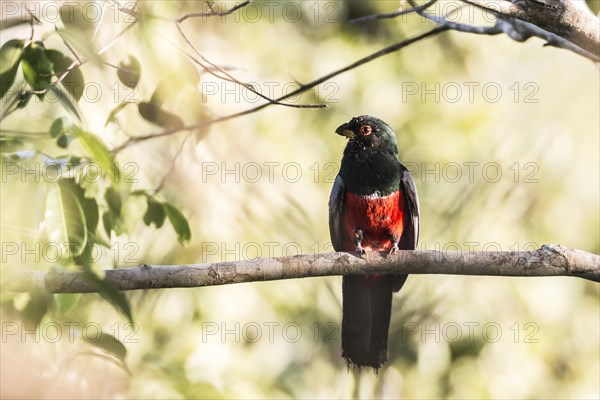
[342,275,399,369]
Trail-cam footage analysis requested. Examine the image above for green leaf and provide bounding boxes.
[102,211,113,237]
[163,202,191,244]
[59,2,96,39]
[50,117,77,148]
[47,85,83,125]
[80,269,133,323]
[138,102,184,131]
[0,39,24,75]
[45,179,88,258]
[76,130,116,182]
[54,293,81,315]
[56,135,71,149]
[45,49,84,102]
[79,193,99,235]
[143,199,166,228]
[0,39,24,99]
[83,331,128,363]
[53,178,100,241]
[50,117,70,138]
[104,103,129,127]
[21,42,53,97]
[117,55,141,89]
[105,186,122,216]
[58,177,98,238]
[103,187,123,236]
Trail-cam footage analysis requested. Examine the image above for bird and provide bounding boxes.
[328,115,420,370]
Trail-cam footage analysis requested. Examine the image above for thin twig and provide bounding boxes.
[174,23,326,109]
[30,58,81,95]
[104,0,140,18]
[59,32,83,65]
[112,25,448,152]
[98,21,138,55]
[406,0,503,35]
[152,130,193,196]
[26,8,36,41]
[177,0,251,23]
[350,0,438,24]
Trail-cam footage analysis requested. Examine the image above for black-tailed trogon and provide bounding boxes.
[329,115,420,369]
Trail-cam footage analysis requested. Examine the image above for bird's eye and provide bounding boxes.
[359,125,372,136]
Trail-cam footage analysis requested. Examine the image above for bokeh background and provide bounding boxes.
[1,1,599,398]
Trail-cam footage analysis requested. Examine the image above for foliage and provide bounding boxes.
[1,1,598,399]
[1,0,193,377]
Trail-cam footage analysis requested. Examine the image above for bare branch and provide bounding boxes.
[174,23,325,109]
[30,58,81,95]
[354,0,599,61]
[494,16,600,61]
[97,21,138,55]
[461,0,600,59]
[176,0,252,23]
[407,0,505,35]
[350,0,439,24]
[6,245,598,293]
[151,130,193,196]
[111,25,448,152]
[104,0,140,18]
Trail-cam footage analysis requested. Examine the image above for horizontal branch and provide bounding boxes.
[5,245,599,294]
[462,0,600,58]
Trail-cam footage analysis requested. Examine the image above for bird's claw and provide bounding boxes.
[355,244,366,255]
[354,228,366,255]
[388,244,399,255]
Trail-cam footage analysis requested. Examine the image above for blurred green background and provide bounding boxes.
[1,1,599,398]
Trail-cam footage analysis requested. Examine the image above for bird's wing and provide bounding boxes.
[393,164,419,292]
[328,174,346,252]
[398,163,419,250]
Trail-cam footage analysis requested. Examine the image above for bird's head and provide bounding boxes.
[335,115,398,154]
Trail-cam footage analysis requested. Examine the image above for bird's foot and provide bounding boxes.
[354,228,366,255]
[388,243,399,255]
[355,243,367,255]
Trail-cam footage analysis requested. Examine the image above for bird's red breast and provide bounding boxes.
[341,189,406,252]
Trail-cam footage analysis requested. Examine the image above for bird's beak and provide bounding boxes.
[335,123,355,139]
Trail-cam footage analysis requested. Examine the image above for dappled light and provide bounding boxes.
[1,1,599,398]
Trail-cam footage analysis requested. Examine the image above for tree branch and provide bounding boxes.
[354,0,599,61]
[176,0,252,23]
[349,0,439,24]
[173,22,325,109]
[462,0,600,58]
[111,25,448,152]
[6,245,598,293]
